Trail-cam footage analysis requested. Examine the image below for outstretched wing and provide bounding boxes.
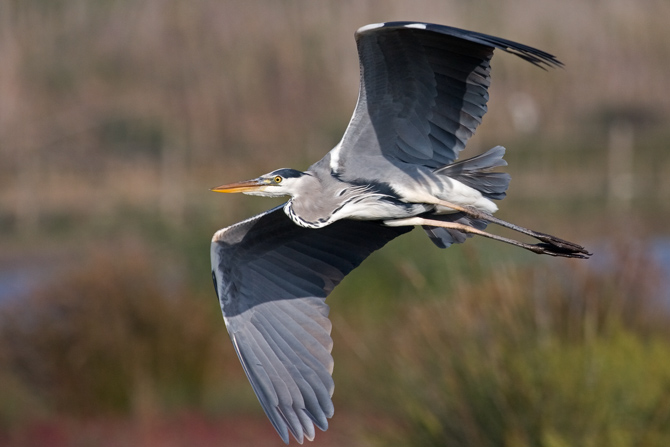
[328,21,561,176]
[211,205,410,443]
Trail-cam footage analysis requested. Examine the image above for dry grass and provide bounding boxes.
[0,0,669,235]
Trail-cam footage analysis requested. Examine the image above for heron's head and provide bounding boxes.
[211,168,308,198]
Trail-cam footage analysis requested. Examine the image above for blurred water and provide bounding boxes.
[653,238,670,268]
[652,238,670,306]
[575,237,670,308]
[0,268,38,304]
[1,238,669,305]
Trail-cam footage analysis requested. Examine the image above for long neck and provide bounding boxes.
[284,171,345,228]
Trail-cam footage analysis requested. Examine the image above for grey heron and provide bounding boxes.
[210,22,590,444]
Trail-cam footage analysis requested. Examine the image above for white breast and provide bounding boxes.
[284,191,429,229]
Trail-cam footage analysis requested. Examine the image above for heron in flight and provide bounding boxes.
[210,22,590,443]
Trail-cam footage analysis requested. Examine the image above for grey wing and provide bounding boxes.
[328,21,561,176]
[211,205,411,444]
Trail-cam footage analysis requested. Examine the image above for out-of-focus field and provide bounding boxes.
[1,1,669,446]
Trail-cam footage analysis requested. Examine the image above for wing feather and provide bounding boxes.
[211,205,410,443]
[327,21,560,178]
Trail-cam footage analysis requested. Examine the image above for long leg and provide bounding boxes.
[384,217,590,259]
[431,199,591,256]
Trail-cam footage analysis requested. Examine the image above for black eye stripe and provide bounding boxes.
[270,168,303,179]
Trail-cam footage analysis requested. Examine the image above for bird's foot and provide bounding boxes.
[525,242,591,259]
[529,231,591,257]
[430,201,591,258]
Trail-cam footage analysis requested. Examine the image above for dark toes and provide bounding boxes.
[534,243,591,259]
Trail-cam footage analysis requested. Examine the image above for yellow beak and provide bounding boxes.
[210,178,268,193]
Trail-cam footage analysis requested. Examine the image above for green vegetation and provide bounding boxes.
[2,240,669,446]
[374,259,670,446]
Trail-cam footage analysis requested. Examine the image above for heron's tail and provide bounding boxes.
[433,145,510,200]
[425,146,511,248]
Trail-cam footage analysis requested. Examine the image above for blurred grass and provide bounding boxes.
[1,0,670,445]
[4,237,668,446]
[0,247,225,420]
[341,246,670,446]
[1,0,669,238]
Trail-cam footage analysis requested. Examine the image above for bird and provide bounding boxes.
[210,21,591,444]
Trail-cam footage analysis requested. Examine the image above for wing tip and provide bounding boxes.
[354,21,563,68]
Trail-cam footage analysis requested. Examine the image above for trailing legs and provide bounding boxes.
[385,205,591,259]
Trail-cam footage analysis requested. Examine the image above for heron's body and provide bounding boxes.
[283,152,501,229]
[210,22,590,444]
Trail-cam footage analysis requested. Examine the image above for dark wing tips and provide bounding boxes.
[356,21,562,69]
[471,31,563,69]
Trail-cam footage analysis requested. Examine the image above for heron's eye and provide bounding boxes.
[273,176,282,183]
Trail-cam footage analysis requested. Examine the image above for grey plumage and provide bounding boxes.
[436,145,511,200]
[211,22,589,444]
[422,145,509,248]
[327,22,560,183]
[211,206,410,443]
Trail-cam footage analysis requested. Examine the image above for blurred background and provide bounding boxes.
[1,0,669,446]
